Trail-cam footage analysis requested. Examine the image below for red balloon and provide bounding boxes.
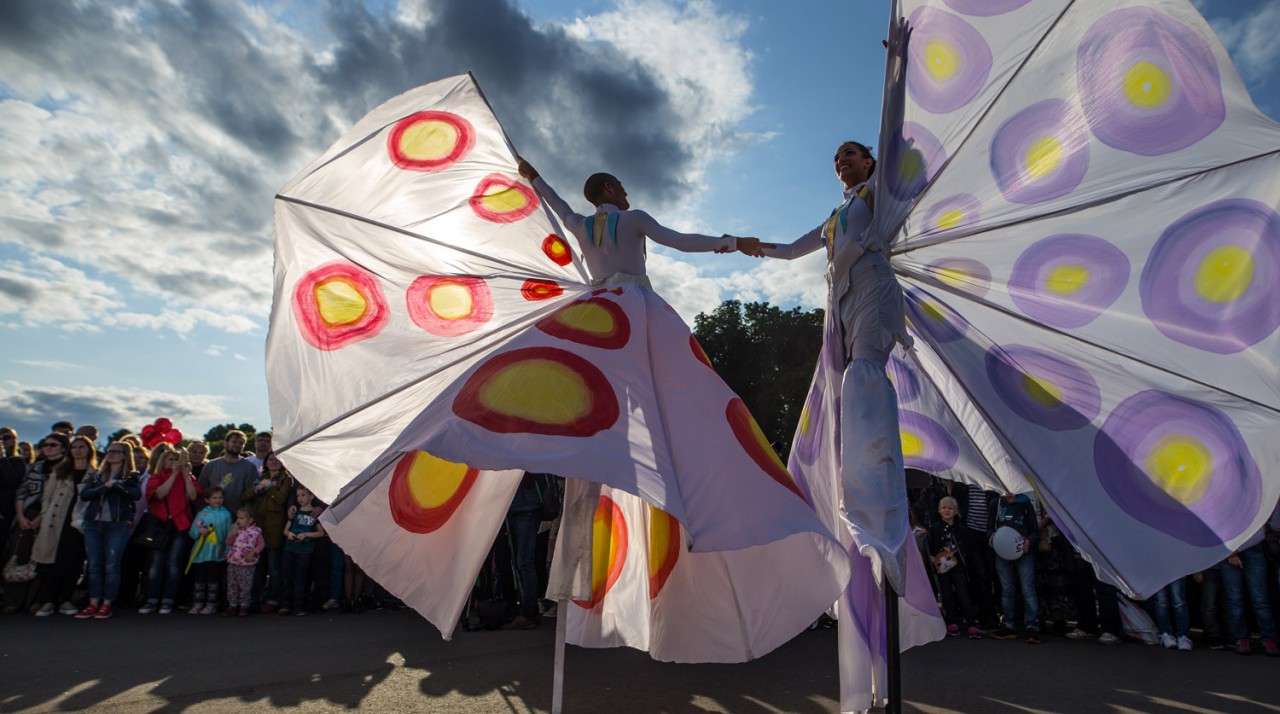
[162,429,182,445]
[140,425,158,440]
[154,418,173,433]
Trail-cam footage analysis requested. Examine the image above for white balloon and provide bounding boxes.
[992,526,1026,561]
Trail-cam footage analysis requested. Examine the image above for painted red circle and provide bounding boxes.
[292,262,390,351]
[387,111,476,172]
[406,275,494,337]
[469,174,539,223]
[521,279,564,301]
[542,234,573,266]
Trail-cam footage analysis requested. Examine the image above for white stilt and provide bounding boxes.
[552,599,567,714]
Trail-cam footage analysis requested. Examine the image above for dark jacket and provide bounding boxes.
[991,494,1039,548]
[79,469,144,525]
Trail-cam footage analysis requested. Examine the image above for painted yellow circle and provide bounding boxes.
[591,510,617,591]
[1021,374,1063,408]
[898,150,923,182]
[937,209,966,230]
[480,187,529,213]
[405,452,471,508]
[937,266,969,290]
[477,359,591,424]
[1143,434,1212,505]
[1024,137,1063,180]
[1194,245,1254,304]
[1045,264,1090,296]
[1122,61,1173,110]
[557,302,615,335]
[648,505,673,575]
[924,39,960,81]
[901,430,924,457]
[428,282,475,320]
[314,279,367,326]
[398,120,460,161]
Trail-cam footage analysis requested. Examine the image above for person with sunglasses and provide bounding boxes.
[75,441,143,620]
[31,435,97,616]
[6,433,70,614]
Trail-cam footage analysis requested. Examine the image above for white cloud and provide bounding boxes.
[10,359,81,370]
[1204,3,1280,88]
[0,254,125,328]
[205,345,226,357]
[233,353,248,362]
[0,381,228,441]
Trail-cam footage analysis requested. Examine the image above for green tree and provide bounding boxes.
[106,428,133,445]
[203,423,257,458]
[693,300,824,458]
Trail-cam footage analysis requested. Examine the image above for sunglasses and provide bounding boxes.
[42,443,62,449]
[107,449,125,455]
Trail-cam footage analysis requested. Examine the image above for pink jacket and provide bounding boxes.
[226,524,265,566]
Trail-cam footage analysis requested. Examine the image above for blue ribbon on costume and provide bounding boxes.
[585,210,620,249]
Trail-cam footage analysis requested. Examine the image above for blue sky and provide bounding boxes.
[1,0,1277,444]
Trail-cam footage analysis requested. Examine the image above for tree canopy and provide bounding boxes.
[693,300,824,458]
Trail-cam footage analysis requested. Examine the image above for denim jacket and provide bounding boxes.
[79,469,143,525]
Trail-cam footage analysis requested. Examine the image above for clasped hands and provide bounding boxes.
[717,235,767,258]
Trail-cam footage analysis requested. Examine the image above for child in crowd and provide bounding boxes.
[928,496,981,639]
[187,487,232,615]
[224,506,265,617]
[281,486,325,616]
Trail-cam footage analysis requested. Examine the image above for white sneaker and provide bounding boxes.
[1098,632,1122,646]
[1160,633,1177,649]
[188,603,204,615]
[158,602,174,615]
[323,599,340,611]
[58,602,79,616]
[138,602,157,615]
[1177,635,1193,651]
[200,603,218,615]
[35,603,55,617]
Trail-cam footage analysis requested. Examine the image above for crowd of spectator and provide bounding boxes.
[908,473,1280,656]
[4,420,1277,659]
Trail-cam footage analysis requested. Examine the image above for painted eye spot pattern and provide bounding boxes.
[927,257,991,299]
[793,385,826,466]
[388,451,479,534]
[648,505,681,600]
[990,99,1090,204]
[1141,199,1280,354]
[899,410,959,473]
[1009,234,1129,329]
[986,344,1101,431]
[904,288,969,344]
[922,194,981,237]
[573,496,629,609]
[406,276,493,337]
[886,356,921,404]
[907,7,992,114]
[292,262,390,351]
[387,111,476,172]
[689,335,713,369]
[943,0,1030,16]
[452,347,619,437]
[1077,7,1224,156]
[725,397,805,501]
[885,122,947,202]
[469,174,539,223]
[1094,390,1261,547]
[542,234,573,266]
[520,279,563,301]
[536,297,631,350]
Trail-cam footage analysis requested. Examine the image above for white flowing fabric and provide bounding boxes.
[870,0,1280,599]
[268,74,849,661]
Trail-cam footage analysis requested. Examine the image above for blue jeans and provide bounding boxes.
[83,520,131,602]
[144,528,190,605]
[1154,577,1189,638]
[252,546,283,605]
[1216,545,1276,642]
[995,552,1038,630]
[508,503,541,619]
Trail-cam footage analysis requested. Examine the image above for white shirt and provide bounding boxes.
[533,177,735,282]
[760,183,875,305]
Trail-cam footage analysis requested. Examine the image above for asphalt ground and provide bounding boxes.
[1,608,1276,713]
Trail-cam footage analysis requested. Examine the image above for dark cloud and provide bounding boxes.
[0,385,224,444]
[313,0,692,205]
[0,274,38,301]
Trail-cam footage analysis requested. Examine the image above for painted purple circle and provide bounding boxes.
[928,256,991,299]
[900,410,959,473]
[989,99,1090,204]
[1077,7,1224,157]
[884,122,946,202]
[1094,390,1261,547]
[922,194,981,237]
[944,0,1031,16]
[1140,199,1280,354]
[905,287,969,343]
[907,7,992,114]
[1009,234,1130,329]
[985,344,1101,431]
[794,384,826,466]
[886,356,921,403]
